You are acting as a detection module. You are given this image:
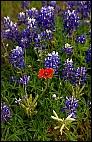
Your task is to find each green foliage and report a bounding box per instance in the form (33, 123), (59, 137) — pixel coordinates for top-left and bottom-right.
(1, 1), (91, 141)
(20, 94), (38, 117)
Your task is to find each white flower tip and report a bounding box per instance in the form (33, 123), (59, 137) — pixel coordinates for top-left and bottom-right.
(31, 7), (36, 11)
(52, 94), (56, 98)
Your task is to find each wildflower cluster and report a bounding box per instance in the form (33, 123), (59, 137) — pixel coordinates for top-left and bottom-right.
(77, 1), (91, 19)
(2, 5), (56, 52)
(62, 58), (87, 85)
(1, 1), (91, 141)
(63, 1), (91, 35)
(65, 1), (91, 19)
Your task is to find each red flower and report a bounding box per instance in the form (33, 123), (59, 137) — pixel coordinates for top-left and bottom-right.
(38, 68), (54, 79)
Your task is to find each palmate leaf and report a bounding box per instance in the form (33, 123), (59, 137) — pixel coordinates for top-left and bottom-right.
(20, 103), (27, 110)
(20, 94), (38, 117)
(51, 110), (76, 136)
(27, 94), (32, 106)
(72, 84), (85, 98)
(79, 84), (85, 94)
(32, 94), (38, 106)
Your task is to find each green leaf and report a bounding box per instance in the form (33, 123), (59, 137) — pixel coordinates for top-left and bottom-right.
(79, 85), (85, 94)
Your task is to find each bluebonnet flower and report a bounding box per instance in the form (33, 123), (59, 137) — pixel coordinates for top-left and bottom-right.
(21, 28), (30, 38)
(19, 35), (30, 49)
(26, 17), (37, 29)
(19, 75), (30, 85)
(41, 1), (48, 7)
(62, 96), (78, 118)
(33, 33), (42, 48)
(62, 43), (73, 55)
(62, 58), (75, 83)
(40, 29), (53, 40)
(54, 5), (61, 15)
(18, 12), (26, 23)
(75, 67), (87, 85)
(65, 1), (80, 11)
(1, 102), (11, 122)
(65, 1), (91, 19)
(44, 51), (60, 74)
(18, 8), (39, 25)
(2, 16), (19, 40)
(18, 8), (39, 26)
(77, 1), (91, 19)
(9, 46), (25, 69)
(3, 16), (11, 29)
(18, 8), (39, 28)
(26, 8), (39, 19)
(33, 29), (53, 49)
(2, 6), (55, 51)
(21, 1), (30, 9)
(49, 1), (56, 7)
(37, 6), (55, 31)
(76, 35), (86, 44)
(62, 59), (87, 85)
(63, 9), (80, 35)
(34, 33), (41, 43)
(17, 28), (31, 49)
(85, 47), (91, 63)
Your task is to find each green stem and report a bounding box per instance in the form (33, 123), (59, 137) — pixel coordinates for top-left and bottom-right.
(40, 79), (51, 98)
(25, 49), (26, 69)
(24, 85), (27, 96)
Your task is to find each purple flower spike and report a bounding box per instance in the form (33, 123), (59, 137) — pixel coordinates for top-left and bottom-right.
(75, 67), (87, 85)
(40, 29), (53, 40)
(63, 9), (80, 35)
(44, 51), (60, 74)
(41, 1), (48, 7)
(63, 96), (78, 118)
(37, 6), (55, 31)
(85, 47), (91, 63)
(18, 12), (26, 23)
(62, 58), (75, 83)
(9, 46), (25, 69)
(50, 1), (56, 7)
(76, 35), (86, 44)
(2, 16), (19, 41)
(19, 75), (30, 85)
(21, 1), (30, 9)
(1, 102), (12, 122)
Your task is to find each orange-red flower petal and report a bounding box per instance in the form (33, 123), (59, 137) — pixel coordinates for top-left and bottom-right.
(38, 68), (54, 79)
